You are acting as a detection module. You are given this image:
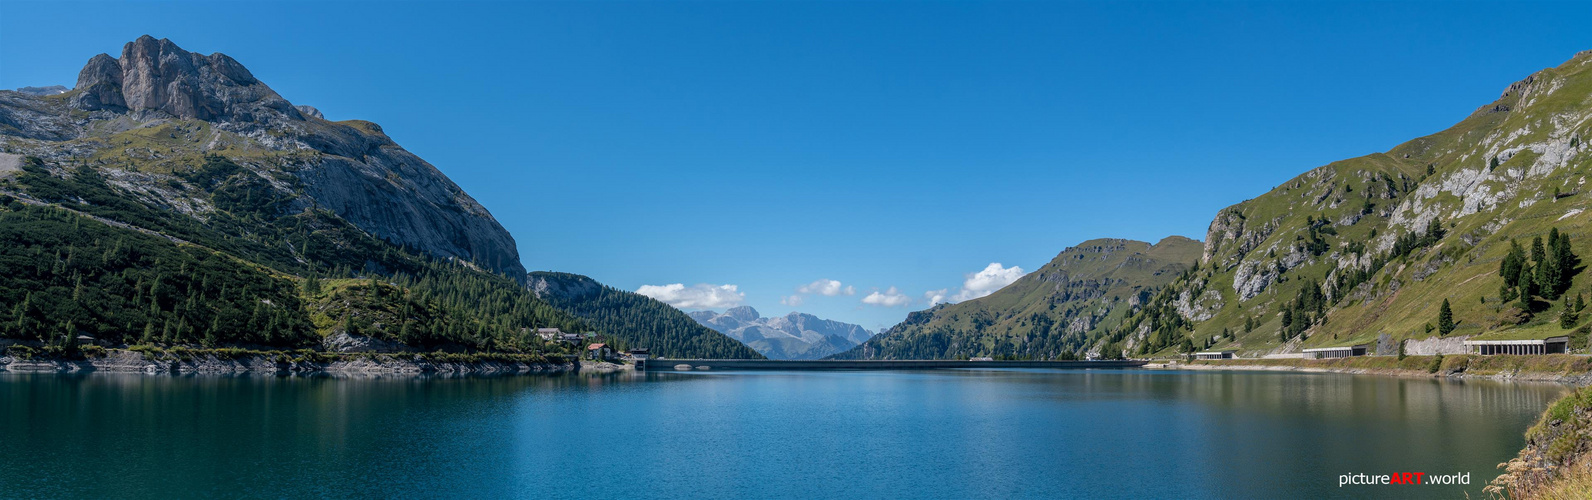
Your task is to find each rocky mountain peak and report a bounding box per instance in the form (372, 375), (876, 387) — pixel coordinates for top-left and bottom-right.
(724, 306), (761, 321)
(72, 35), (301, 122)
(689, 307), (873, 359)
(9, 36), (529, 280)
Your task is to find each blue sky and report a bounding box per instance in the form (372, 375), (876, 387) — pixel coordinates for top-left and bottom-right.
(3, 1), (1589, 331)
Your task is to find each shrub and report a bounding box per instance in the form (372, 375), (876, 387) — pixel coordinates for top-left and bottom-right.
(5, 345), (38, 360)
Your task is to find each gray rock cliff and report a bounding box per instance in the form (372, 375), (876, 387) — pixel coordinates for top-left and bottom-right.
(3, 36), (526, 278)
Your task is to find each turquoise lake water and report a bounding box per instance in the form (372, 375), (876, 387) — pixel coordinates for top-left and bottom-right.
(0, 369), (1568, 499)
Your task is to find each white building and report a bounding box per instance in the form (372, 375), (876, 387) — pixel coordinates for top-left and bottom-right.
(1464, 337), (1568, 355)
(1301, 344), (1369, 359)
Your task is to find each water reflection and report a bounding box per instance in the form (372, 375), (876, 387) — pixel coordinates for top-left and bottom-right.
(0, 369), (1568, 499)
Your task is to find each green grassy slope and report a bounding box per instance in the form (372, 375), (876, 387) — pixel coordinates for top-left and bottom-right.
(0, 131), (587, 355)
(842, 50), (1592, 360)
(831, 237), (1201, 359)
(1120, 50), (1592, 358)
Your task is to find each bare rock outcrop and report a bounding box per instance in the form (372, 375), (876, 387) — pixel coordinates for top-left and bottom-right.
(6, 36), (529, 279)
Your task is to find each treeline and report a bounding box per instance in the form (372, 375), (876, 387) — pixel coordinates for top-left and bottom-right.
(304, 278), (580, 353)
(3, 155), (588, 354)
(528, 272), (764, 359)
(0, 203), (316, 348)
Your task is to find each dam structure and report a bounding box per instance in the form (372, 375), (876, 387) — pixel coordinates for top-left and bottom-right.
(636, 359), (1148, 371)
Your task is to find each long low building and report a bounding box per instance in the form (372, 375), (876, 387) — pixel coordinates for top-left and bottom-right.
(1464, 336), (1568, 355)
(1301, 344), (1369, 359)
(1193, 350), (1236, 360)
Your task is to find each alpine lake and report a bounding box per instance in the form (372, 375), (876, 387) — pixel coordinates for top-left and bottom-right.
(0, 368), (1566, 499)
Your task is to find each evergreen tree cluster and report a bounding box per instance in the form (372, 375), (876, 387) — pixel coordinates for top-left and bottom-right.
(0, 204), (315, 347)
(0, 155), (609, 356)
(1279, 279), (1328, 341)
(1499, 228), (1581, 313)
(525, 273), (764, 359)
(305, 277), (581, 353)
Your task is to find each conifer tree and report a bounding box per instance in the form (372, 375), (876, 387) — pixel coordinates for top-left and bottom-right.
(1533, 235), (1547, 266)
(1438, 299), (1455, 335)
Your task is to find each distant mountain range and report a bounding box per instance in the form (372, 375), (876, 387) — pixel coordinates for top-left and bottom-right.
(688, 307), (873, 359)
(529, 272), (764, 359)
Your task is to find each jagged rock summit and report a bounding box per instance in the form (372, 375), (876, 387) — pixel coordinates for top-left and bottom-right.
(72, 35), (303, 123)
(1, 36), (526, 279)
(689, 307), (875, 360)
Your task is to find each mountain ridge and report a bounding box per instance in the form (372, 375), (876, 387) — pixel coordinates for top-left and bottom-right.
(2, 35), (526, 279)
(832, 236), (1201, 359)
(844, 49), (1592, 360)
(0, 37), (746, 361)
(688, 306), (873, 360)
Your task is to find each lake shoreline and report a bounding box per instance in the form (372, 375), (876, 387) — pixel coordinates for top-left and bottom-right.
(0, 348), (579, 376)
(1149, 355), (1592, 385)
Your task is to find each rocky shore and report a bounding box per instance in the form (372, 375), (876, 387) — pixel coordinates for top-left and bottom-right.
(1487, 386), (1592, 499)
(0, 349), (578, 376)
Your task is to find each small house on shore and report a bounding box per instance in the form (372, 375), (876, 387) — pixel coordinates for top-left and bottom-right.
(587, 343), (613, 361)
(1301, 344), (1369, 359)
(1464, 336), (1569, 355)
(1193, 350), (1236, 360)
(535, 328), (564, 342)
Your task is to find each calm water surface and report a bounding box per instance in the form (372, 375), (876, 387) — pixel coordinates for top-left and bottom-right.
(0, 369), (1568, 499)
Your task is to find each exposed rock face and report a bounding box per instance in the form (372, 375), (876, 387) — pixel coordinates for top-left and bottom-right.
(322, 332), (415, 353)
(1403, 335), (1471, 356)
(71, 54), (126, 111)
(295, 105), (324, 120)
(4, 36), (527, 278)
(529, 272), (602, 301)
(76, 35), (300, 122)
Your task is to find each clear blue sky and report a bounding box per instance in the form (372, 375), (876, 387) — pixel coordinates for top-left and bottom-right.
(3, 1), (1588, 331)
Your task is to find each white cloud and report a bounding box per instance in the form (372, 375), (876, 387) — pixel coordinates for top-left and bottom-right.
(861, 287), (912, 307)
(635, 283), (745, 309)
(924, 288), (950, 306)
(797, 279), (855, 296)
(953, 263), (1025, 301)
(781, 294), (804, 307)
